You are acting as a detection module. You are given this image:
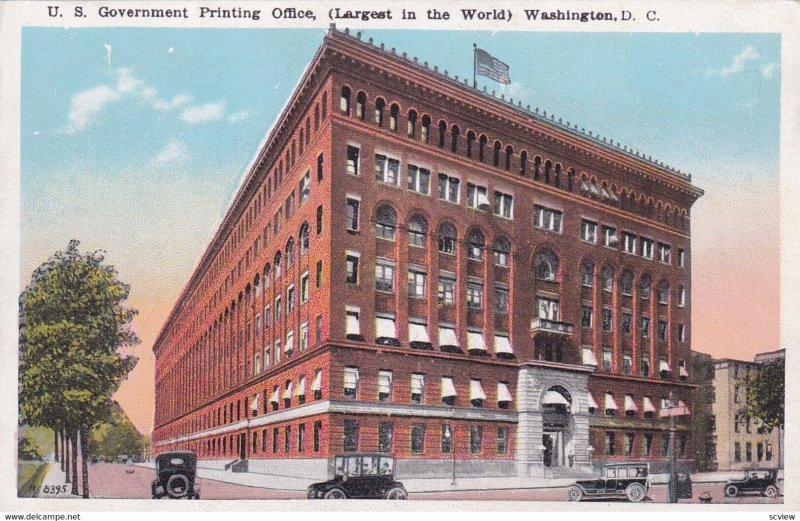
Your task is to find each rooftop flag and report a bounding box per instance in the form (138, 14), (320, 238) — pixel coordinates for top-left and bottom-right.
(474, 46), (510, 85)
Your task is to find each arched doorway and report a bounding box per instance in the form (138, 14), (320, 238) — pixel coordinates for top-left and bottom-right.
(541, 385), (572, 468)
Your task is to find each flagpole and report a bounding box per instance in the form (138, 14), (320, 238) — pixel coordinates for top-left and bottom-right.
(473, 43), (477, 89)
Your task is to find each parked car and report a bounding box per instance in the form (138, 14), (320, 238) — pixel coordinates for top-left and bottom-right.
(152, 451), (200, 499)
(724, 470), (779, 498)
(307, 453), (407, 499)
(567, 463), (650, 502)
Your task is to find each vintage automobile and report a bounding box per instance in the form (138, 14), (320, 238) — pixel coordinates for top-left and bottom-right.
(307, 452), (407, 499)
(152, 451), (200, 499)
(723, 469), (779, 498)
(567, 463), (650, 502)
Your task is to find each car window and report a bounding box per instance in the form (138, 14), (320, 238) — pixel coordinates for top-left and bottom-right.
(346, 456), (360, 477)
(607, 468), (617, 478)
(362, 456), (378, 475)
(170, 458), (185, 466)
(335, 456), (346, 477)
(379, 457), (394, 475)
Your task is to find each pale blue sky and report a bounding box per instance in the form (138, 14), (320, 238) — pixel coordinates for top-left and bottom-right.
(19, 28), (781, 432)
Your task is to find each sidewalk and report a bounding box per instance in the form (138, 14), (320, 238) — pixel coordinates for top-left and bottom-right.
(39, 463), (80, 499)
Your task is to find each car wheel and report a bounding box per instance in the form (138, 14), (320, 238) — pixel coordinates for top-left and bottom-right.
(307, 487), (317, 499)
(567, 485), (584, 502)
(385, 487), (407, 500)
(166, 474), (190, 499)
(625, 483), (646, 503)
(764, 485), (778, 498)
(324, 488), (347, 499)
(724, 485), (738, 498)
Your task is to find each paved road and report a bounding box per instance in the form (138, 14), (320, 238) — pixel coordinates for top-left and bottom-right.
(59, 463), (784, 504)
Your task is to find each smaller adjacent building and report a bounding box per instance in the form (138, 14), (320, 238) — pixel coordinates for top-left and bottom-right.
(691, 349), (783, 471)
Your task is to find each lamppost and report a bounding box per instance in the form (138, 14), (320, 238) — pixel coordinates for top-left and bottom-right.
(445, 424), (456, 486)
(667, 392), (677, 504)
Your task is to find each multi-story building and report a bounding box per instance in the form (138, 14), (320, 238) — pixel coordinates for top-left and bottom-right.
(691, 349), (784, 471)
(152, 27), (704, 479)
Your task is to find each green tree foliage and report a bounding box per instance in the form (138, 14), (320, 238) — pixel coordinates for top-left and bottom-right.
(741, 358), (785, 431)
(19, 240), (139, 495)
(18, 434), (44, 461)
(89, 403), (145, 461)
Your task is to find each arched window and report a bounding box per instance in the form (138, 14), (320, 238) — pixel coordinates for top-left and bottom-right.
(567, 168), (575, 191)
(466, 131), (476, 158)
(305, 118), (311, 144)
(285, 237), (295, 267)
(658, 280), (670, 304)
(314, 104), (320, 130)
(479, 135), (488, 162)
(581, 261), (594, 287)
(421, 115), (431, 143)
(274, 252), (282, 279)
(602, 265), (614, 292)
(407, 110), (417, 137)
(339, 86), (351, 114)
(621, 269), (633, 295)
(520, 151), (528, 176)
(544, 160), (552, 184)
(505, 145), (513, 171)
(356, 91), (367, 120)
(493, 237), (511, 267)
(451, 125), (460, 153)
(263, 264), (271, 289)
(438, 120), (447, 148)
(467, 229), (485, 261)
(438, 222), (457, 254)
(299, 129), (304, 154)
(493, 141), (502, 167)
(389, 103), (399, 131)
(375, 204), (397, 240)
(299, 222), (310, 255)
(408, 214), (428, 248)
(534, 156), (542, 180)
(374, 98), (385, 126)
(321, 92), (327, 120)
(535, 249), (560, 282)
(640, 275), (652, 300)
(554, 164), (562, 188)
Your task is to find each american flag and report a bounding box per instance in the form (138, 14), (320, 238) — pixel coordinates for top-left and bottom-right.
(475, 48), (510, 84)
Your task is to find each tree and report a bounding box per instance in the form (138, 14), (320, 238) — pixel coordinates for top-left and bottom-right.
(18, 435), (44, 461)
(741, 358), (785, 430)
(19, 240), (139, 497)
(88, 402), (146, 461)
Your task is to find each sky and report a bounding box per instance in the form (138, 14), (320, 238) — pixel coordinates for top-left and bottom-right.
(19, 28), (781, 434)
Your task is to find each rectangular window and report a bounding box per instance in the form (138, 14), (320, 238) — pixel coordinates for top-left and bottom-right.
(605, 432), (615, 456)
(623, 232), (637, 254)
(411, 373), (424, 404)
(678, 323), (686, 342)
(581, 219), (597, 243)
(537, 297), (559, 321)
(316, 261), (323, 289)
(622, 312), (632, 334)
(467, 280), (484, 309)
(581, 305), (593, 328)
(272, 427), (279, 453)
(274, 295), (282, 321)
(603, 225), (619, 248)
(316, 205), (323, 235)
(640, 316), (650, 338)
(299, 172), (311, 203)
(315, 315), (323, 346)
(343, 419), (359, 452)
(678, 286), (686, 307)
(746, 442), (752, 462)
(345, 252), (360, 284)
(300, 271), (309, 303)
(285, 426), (291, 453)
(316, 153), (324, 181)
(375, 154), (401, 185)
(734, 441), (741, 462)
(495, 286), (509, 314)
(407, 164), (431, 195)
(602, 308), (613, 332)
(377, 370), (393, 402)
(497, 427), (509, 455)
(641, 238), (654, 259)
(299, 321), (309, 351)
(641, 358), (650, 377)
(623, 355), (632, 375)
(286, 285), (295, 314)
(346, 145), (360, 175)
(273, 209), (282, 235)
(313, 420), (322, 452)
(658, 243), (672, 264)
(411, 425), (426, 454)
(658, 319), (668, 341)
(378, 422), (393, 452)
(603, 350), (612, 372)
(441, 425), (453, 454)
(285, 192), (295, 220)
(408, 268), (427, 299)
(438, 274), (456, 305)
(470, 425), (483, 454)
(467, 183), (489, 210)
(534, 205), (563, 233)
(494, 191), (514, 219)
(437, 174), (460, 203)
(345, 197), (360, 231)
(678, 249), (686, 268)
(375, 259), (396, 292)
(642, 434), (653, 456)
(624, 433), (634, 456)
(298, 423), (305, 453)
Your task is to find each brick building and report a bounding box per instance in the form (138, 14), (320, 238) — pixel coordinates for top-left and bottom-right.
(152, 27), (704, 480)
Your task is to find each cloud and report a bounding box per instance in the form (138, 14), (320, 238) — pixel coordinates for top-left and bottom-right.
(153, 94), (191, 111)
(180, 102), (225, 124)
(761, 62), (779, 78)
(720, 45), (760, 77)
(115, 67), (143, 93)
(63, 84), (120, 133)
(227, 109), (250, 123)
(153, 139), (188, 165)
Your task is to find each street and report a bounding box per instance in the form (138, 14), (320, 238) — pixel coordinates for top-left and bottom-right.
(42, 463), (783, 504)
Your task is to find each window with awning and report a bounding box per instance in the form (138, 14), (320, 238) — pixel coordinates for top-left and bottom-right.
(605, 393), (618, 412)
(497, 382), (513, 406)
(587, 393), (599, 411)
(312, 369), (322, 399)
(294, 376), (306, 398)
(679, 365), (689, 378)
(582, 347), (598, 366)
(494, 335), (513, 356)
(624, 395), (638, 414)
(409, 321), (430, 343)
(643, 396), (656, 415)
(375, 315), (397, 339)
(467, 331), (487, 352)
(270, 387), (280, 406)
(542, 390), (570, 406)
(438, 326), (459, 347)
(284, 330), (295, 354)
(659, 359), (670, 372)
(441, 377), (457, 399)
(283, 381), (293, 400)
(470, 379), (487, 404)
(251, 393), (260, 413)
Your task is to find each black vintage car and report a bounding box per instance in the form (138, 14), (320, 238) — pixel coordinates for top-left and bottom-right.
(152, 451), (200, 499)
(567, 463), (650, 502)
(724, 470), (779, 498)
(307, 453), (407, 499)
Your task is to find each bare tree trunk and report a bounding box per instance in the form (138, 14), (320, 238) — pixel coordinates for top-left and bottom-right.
(64, 430), (71, 483)
(70, 430), (79, 496)
(80, 426), (90, 499)
(53, 429), (59, 463)
(59, 430), (65, 472)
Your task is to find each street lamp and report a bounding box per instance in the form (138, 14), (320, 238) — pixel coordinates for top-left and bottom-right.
(444, 424), (456, 486)
(667, 392), (677, 504)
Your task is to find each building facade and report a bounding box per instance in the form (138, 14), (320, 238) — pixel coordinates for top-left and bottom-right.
(152, 27), (703, 480)
(691, 349), (784, 471)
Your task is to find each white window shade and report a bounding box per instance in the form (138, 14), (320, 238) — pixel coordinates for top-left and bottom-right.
(441, 377), (457, 398)
(587, 393), (599, 409)
(476, 190), (491, 210)
(660, 359), (670, 372)
(470, 380), (487, 401)
(376, 316), (397, 338)
(346, 310), (360, 335)
(409, 322), (430, 342)
(251, 393), (260, 412)
(378, 371), (393, 394)
(494, 335), (513, 355)
(312, 371), (322, 391)
(411, 374), (424, 394)
(679, 366), (689, 378)
(643, 397), (656, 413)
(497, 382), (513, 403)
(284, 331), (295, 353)
(294, 376), (306, 397)
(438, 327), (459, 347)
(343, 368), (358, 390)
(582, 348), (598, 366)
(283, 382), (293, 399)
(624, 395), (638, 412)
(605, 393), (618, 410)
(678, 400), (691, 415)
(269, 388), (280, 404)
(542, 390), (570, 406)
(467, 331), (487, 351)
